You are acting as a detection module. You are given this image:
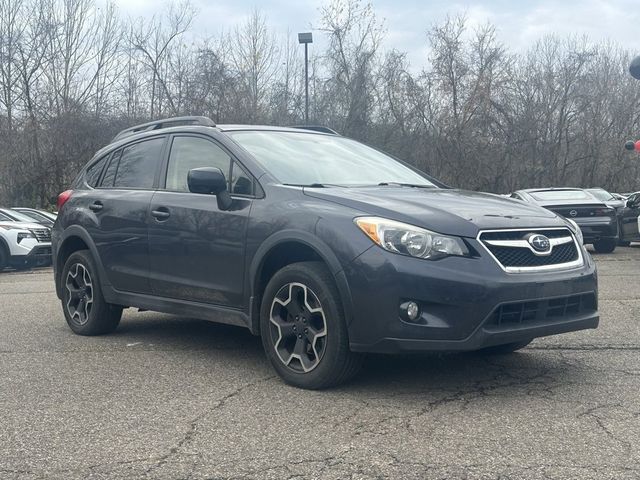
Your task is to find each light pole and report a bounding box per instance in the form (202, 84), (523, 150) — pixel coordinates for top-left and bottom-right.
(298, 32), (313, 123)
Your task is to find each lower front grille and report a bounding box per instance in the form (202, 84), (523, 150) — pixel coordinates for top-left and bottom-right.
(487, 293), (597, 328)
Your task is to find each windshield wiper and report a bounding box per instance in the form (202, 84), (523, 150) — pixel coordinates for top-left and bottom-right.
(282, 183), (349, 188)
(283, 183), (327, 188)
(377, 182), (435, 189)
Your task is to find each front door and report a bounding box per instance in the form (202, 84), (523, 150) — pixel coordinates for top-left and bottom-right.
(147, 135), (253, 308)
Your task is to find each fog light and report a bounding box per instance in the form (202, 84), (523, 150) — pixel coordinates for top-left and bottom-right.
(400, 301), (421, 322)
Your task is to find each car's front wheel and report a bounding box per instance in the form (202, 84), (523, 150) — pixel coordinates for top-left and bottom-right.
(260, 262), (364, 389)
(61, 250), (122, 335)
(593, 239), (616, 253)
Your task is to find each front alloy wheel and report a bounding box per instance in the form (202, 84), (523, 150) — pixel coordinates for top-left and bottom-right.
(260, 262), (364, 389)
(65, 263), (94, 326)
(269, 282), (328, 373)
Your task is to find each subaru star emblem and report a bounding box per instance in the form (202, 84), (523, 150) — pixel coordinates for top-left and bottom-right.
(528, 234), (551, 252)
(569, 210), (578, 217)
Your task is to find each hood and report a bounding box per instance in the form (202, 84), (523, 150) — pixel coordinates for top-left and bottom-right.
(304, 186), (563, 237)
(0, 221), (47, 230)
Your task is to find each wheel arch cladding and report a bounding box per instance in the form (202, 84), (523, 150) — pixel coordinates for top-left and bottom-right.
(249, 231), (355, 336)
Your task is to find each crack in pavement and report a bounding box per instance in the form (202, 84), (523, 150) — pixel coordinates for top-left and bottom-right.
(143, 374), (276, 478)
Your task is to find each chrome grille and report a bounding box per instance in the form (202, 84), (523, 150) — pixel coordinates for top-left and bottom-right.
(30, 228), (51, 243)
(478, 228), (583, 273)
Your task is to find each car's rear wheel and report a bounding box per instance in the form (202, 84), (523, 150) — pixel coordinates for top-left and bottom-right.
(593, 238), (616, 253)
(61, 250), (122, 335)
(260, 262), (364, 389)
(478, 339), (533, 355)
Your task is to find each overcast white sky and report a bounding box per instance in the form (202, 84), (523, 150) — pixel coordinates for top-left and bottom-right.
(109, 0), (640, 69)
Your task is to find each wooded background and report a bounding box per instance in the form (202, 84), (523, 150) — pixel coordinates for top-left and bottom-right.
(1, 0), (640, 208)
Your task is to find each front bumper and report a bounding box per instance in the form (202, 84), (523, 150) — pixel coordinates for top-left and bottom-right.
(10, 244), (53, 268)
(344, 242), (598, 354)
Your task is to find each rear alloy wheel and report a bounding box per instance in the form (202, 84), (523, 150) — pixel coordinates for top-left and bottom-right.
(61, 250), (122, 335)
(65, 263), (94, 326)
(260, 262), (364, 389)
(593, 238), (616, 253)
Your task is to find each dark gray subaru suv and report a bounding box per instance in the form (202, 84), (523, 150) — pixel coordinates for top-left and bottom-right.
(52, 116), (598, 389)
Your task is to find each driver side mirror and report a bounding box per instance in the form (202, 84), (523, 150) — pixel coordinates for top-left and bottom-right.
(187, 167), (232, 210)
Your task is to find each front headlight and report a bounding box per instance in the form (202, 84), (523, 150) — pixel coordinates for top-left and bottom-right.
(17, 231), (35, 243)
(566, 218), (584, 244)
(355, 216), (469, 260)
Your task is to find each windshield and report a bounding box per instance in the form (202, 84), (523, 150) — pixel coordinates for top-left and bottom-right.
(530, 190), (594, 201)
(587, 189), (614, 201)
(228, 131), (435, 187)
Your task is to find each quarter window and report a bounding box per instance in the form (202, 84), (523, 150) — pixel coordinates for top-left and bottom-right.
(166, 136), (232, 192)
(85, 155), (109, 187)
(100, 151), (120, 187)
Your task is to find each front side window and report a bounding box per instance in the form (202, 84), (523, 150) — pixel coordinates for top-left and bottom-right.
(165, 136), (232, 192)
(228, 131), (435, 187)
(113, 137), (165, 189)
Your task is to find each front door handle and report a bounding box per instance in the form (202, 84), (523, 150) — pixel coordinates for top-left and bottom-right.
(89, 201), (103, 212)
(151, 208), (170, 220)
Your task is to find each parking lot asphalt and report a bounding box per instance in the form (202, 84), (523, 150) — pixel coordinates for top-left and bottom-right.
(1, 247), (639, 480)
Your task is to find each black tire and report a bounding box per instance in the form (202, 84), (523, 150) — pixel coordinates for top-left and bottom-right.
(478, 339), (533, 355)
(0, 244), (7, 271)
(593, 238), (616, 253)
(619, 239), (631, 247)
(61, 250), (122, 335)
(260, 261), (364, 389)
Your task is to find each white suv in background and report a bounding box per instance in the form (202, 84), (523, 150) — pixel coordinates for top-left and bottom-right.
(0, 211), (52, 270)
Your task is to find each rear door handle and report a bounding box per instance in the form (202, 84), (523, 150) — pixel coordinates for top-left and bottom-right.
(89, 201), (103, 212)
(151, 208), (170, 220)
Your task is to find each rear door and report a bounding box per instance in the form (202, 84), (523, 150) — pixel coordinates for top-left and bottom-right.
(147, 134), (254, 308)
(89, 135), (167, 293)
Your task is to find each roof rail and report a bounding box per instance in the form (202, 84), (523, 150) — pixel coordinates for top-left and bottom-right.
(113, 116), (216, 142)
(289, 125), (339, 135)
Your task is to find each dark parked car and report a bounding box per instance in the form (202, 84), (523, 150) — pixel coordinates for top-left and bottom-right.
(619, 191), (640, 246)
(511, 188), (618, 253)
(52, 117), (599, 389)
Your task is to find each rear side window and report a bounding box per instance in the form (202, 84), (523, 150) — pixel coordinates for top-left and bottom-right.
(165, 136), (232, 192)
(113, 137), (165, 189)
(85, 155), (109, 187)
